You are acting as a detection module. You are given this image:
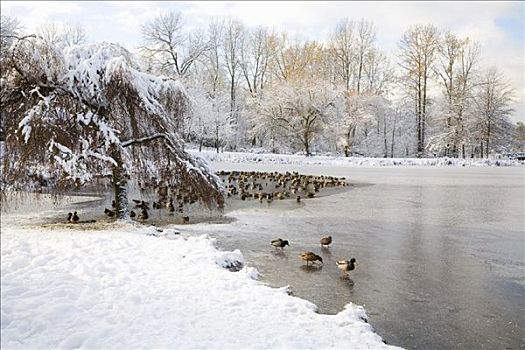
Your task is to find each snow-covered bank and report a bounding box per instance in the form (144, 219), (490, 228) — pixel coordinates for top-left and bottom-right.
(189, 149), (524, 167)
(1, 224), (400, 350)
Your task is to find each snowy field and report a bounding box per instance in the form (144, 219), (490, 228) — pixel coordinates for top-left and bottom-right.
(189, 149), (524, 167)
(1, 222), (400, 350)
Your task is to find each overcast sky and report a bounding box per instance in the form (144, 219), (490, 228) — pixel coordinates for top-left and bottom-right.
(2, 1), (524, 122)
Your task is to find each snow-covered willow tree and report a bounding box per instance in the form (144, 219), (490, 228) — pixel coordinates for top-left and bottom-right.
(0, 37), (224, 218)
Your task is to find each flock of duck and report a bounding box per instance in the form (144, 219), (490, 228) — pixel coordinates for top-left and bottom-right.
(271, 236), (357, 278)
(217, 170), (348, 202)
(66, 169), (356, 276)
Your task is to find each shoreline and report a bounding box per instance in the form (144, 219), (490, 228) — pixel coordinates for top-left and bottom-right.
(189, 149), (525, 167)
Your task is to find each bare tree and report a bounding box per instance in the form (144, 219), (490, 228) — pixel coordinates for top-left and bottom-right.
(140, 11), (209, 78)
(37, 22), (62, 45)
(363, 47), (394, 95)
(430, 32), (479, 157)
(399, 24), (440, 157)
(62, 23), (88, 47)
(355, 19), (375, 94)
(329, 19), (356, 92)
(240, 26), (275, 95)
(222, 18), (244, 128)
(1, 15), (22, 53)
(472, 68), (514, 157)
(329, 19), (376, 94)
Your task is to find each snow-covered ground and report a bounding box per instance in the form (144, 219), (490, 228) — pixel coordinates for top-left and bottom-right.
(1, 222), (400, 350)
(189, 149), (524, 167)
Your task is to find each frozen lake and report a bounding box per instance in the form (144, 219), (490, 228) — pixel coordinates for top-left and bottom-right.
(192, 163), (525, 350)
(2, 164), (523, 349)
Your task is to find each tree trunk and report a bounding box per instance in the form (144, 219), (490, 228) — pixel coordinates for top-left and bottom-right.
(215, 125), (220, 154)
(383, 117), (388, 157)
(110, 145), (129, 219)
(480, 141), (484, 158)
(486, 120), (491, 158)
(304, 131), (311, 156)
(416, 88), (422, 158)
(391, 116), (396, 158)
(421, 73), (428, 157)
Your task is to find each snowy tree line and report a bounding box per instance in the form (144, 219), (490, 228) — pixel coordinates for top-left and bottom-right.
(1, 14), (523, 159)
(134, 13), (521, 158)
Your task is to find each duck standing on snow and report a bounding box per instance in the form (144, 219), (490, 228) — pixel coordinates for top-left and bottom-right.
(299, 252), (323, 265)
(320, 236), (332, 247)
(271, 238), (289, 250)
(67, 212), (73, 223)
(336, 258), (357, 277)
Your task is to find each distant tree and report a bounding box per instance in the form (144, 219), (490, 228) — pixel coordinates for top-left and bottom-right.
(35, 22), (88, 48)
(329, 19), (356, 92)
(429, 32), (479, 158)
(0, 37), (224, 217)
(329, 19), (377, 94)
(186, 86), (233, 153)
(255, 81), (341, 156)
(239, 26), (275, 95)
(471, 68), (515, 157)
(0, 15), (22, 55)
(354, 19), (376, 94)
(222, 18), (244, 126)
(516, 122), (525, 152)
(339, 93), (369, 156)
(272, 35), (324, 84)
(36, 22), (62, 45)
(399, 24), (440, 157)
(62, 23), (88, 47)
(140, 11), (209, 78)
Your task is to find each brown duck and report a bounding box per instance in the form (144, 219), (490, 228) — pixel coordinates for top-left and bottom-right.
(299, 252), (323, 265)
(320, 236), (332, 247)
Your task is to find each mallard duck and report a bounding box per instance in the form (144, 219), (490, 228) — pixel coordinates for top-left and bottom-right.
(104, 208), (115, 217)
(271, 238), (289, 249)
(336, 258), (357, 276)
(300, 252), (323, 265)
(67, 212), (73, 222)
(71, 211), (80, 223)
(130, 210), (136, 218)
(320, 236), (332, 247)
